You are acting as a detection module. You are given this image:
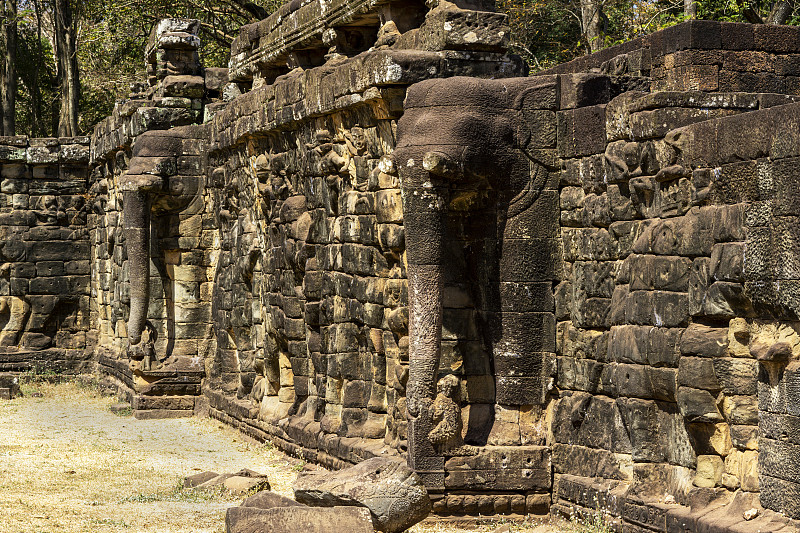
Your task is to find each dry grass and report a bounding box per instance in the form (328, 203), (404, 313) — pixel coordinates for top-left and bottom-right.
(0, 379), (588, 533)
(0, 380), (302, 533)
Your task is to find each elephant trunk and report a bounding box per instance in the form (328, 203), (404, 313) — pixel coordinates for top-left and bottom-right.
(123, 189), (151, 346)
(397, 158), (449, 475)
(399, 160), (449, 415)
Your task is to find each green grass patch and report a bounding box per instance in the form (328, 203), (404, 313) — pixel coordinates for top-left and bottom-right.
(108, 405), (133, 417)
(120, 478), (239, 504)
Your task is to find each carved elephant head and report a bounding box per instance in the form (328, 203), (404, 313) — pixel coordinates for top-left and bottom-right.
(121, 126), (206, 363)
(392, 76), (561, 475)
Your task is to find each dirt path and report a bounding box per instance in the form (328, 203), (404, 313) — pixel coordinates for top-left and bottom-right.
(0, 380), (570, 533)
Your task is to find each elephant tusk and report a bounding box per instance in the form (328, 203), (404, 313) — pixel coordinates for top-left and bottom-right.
(422, 151), (462, 179)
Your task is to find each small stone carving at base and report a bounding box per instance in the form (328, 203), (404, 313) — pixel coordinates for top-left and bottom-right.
(429, 374), (475, 456)
(128, 322), (158, 372)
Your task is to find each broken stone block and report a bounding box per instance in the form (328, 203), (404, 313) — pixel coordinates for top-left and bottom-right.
(183, 470), (219, 488)
(0, 373), (21, 399)
(223, 475), (271, 495)
(161, 75), (205, 98)
(293, 457), (430, 533)
(241, 491), (306, 509)
(193, 469), (270, 495)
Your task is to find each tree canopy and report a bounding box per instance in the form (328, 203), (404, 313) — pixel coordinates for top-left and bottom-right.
(1, 0), (798, 136)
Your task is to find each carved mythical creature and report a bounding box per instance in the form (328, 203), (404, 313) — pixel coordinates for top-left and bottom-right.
(34, 195), (66, 226)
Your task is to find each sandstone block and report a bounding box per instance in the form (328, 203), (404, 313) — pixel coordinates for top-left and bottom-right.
(677, 387), (723, 423)
(162, 75), (205, 98)
(445, 445), (550, 491)
(695, 455), (724, 487)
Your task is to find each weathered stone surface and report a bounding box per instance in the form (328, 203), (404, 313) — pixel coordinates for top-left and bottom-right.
(0, 373), (21, 399)
(444, 446), (551, 491)
(677, 387), (723, 423)
(183, 471), (218, 488)
(294, 458), (430, 532)
(225, 505), (373, 533)
(194, 469), (271, 494)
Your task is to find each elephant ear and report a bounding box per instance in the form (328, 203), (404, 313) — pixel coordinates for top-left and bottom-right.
(511, 98), (532, 151)
(512, 84), (561, 170)
(512, 84), (554, 151)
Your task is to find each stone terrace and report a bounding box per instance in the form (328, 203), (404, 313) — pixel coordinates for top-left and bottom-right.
(1, 5), (800, 532)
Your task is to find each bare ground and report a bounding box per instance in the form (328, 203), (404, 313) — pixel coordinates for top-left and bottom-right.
(0, 380), (579, 533)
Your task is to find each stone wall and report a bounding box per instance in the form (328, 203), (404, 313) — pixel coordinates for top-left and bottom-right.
(666, 104), (800, 521)
(539, 21), (800, 531)
(6, 5), (800, 530)
(88, 19), (221, 416)
(0, 136), (91, 374)
(201, 0), (544, 515)
(193, 12), (800, 524)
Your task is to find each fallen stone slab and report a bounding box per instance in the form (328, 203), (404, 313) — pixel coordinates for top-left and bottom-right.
(184, 470), (219, 488)
(221, 475), (270, 494)
(293, 457), (431, 533)
(241, 490), (306, 509)
(225, 505), (374, 533)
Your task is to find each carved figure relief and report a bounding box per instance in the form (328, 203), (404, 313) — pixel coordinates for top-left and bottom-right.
(428, 374), (473, 456)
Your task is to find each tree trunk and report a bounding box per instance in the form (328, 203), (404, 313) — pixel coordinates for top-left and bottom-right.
(744, 7), (765, 24)
(29, 0), (43, 136)
(767, 0), (793, 24)
(1, 0), (16, 135)
(0, 59), (4, 137)
(54, 0), (79, 136)
(580, 0), (604, 53)
(684, 0), (697, 18)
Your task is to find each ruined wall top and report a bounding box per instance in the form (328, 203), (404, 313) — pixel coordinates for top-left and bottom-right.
(145, 18), (201, 64)
(543, 20), (800, 76)
(0, 136), (90, 166)
(228, 0), (509, 84)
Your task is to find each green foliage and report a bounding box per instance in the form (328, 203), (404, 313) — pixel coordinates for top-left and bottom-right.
(13, 4), (57, 136)
(4, 0), (281, 136)
(6, 0), (800, 135)
(18, 367), (64, 396)
(496, 0), (800, 72)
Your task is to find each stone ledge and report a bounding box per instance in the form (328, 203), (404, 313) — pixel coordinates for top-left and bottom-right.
(212, 48), (524, 153)
(205, 386), (399, 467)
